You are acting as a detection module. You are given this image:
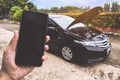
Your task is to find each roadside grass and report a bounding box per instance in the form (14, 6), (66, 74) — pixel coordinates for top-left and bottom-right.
(0, 19), (17, 24)
(0, 19), (10, 23)
(114, 33), (120, 37)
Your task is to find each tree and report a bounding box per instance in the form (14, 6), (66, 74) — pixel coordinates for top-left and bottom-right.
(9, 6), (23, 20)
(0, 0), (13, 14)
(27, 2), (37, 11)
(59, 6), (89, 13)
(92, 15), (116, 27)
(39, 8), (50, 13)
(0, 0), (28, 14)
(10, 6), (22, 14)
(111, 1), (120, 12)
(11, 0), (29, 8)
(104, 3), (110, 12)
(24, 5), (29, 10)
(59, 6), (79, 13)
(0, 0), (37, 19)
(12, 8), (23, 21)
(51, 7), (59, 13)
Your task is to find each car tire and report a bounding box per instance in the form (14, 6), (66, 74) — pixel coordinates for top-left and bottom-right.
(61, 46), (75, 62)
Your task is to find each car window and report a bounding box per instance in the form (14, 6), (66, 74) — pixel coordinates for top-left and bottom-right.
(68, 23), (87, 30)
(50, 16), (74, 29)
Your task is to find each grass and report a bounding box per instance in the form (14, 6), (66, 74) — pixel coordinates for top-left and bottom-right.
(114, 33), (120, 36)
(0, 19), (10, 23)
(0, 19), (17, 24)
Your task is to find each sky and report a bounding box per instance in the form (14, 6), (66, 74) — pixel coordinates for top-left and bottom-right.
(29, 0), (120, 9)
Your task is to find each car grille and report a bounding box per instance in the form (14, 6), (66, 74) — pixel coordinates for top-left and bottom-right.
(87, 50), (107, 59)
(92, 34), (111, 48)
(94, 38), (110, 48)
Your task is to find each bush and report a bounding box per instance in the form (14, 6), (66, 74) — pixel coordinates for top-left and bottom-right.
(62, 13), (80, 19)
(92, 12), (120, 27)
(12, 9), (23, 21)
(92, 14), (116, 26)
(63, 12), (120, 27)
(10, 6), (22, 14)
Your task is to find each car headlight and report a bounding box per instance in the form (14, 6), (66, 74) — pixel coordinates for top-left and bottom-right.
(74, 40), (96, 47)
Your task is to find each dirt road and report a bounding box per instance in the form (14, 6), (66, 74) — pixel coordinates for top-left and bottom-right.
(0, 23), (120, 80)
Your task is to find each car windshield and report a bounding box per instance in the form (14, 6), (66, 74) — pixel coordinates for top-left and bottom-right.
(68, 23), (87, 30)
(49, 15), (75, 29)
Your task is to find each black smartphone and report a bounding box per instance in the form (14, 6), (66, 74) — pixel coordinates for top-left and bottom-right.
(15, 10), (48, 66)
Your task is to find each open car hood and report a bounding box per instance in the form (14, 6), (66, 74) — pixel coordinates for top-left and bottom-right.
(69, 27), (102, 40)
(67, 7), (103, 29)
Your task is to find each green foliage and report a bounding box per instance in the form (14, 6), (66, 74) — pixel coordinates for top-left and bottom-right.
(27, 2), (37, 11)
(39, 8), (51, 13)
(51, 7), (59, 13)
(111, 2), (120, 12)
(12, 9), (23, 21)
(10, 6), (22, 14)
(10, 6), (22, 21)
(103, 1), (120, 12)
(11, 0), (28, 7)
(59, 6), (79, 13)
(0, 0), (37, 20)
(92, 15), (114, 26)
(91, 13), (120, 27)
(104, 3), (110, 12)
(24, 5), (29, 10)
(0, 0), (13, 14)
(38, 6), (90, 13)
(59, 6), (90, 13)
(0, 0), (28, 14)
(8, 1), (37, 21)
(114, 33), (120, 36)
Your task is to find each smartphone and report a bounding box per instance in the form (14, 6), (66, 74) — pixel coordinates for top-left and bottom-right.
(15, 10), (48, 66)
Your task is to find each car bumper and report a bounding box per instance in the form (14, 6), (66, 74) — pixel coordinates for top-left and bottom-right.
(86, 46), (111, 63)
(72, 43), (111, 63)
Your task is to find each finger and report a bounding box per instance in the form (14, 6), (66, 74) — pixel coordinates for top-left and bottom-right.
(44, 45), (49, 51)
(45, 35), (50, 43)
(9, 31), (19, 50)
(42, 55), (48, 61)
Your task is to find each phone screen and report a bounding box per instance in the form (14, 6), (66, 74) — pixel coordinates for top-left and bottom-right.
(15, 11), (48, 66)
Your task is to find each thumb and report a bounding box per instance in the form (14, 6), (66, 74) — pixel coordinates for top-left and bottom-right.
(9, 31), (19, 51)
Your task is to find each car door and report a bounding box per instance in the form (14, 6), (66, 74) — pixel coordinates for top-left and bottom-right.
(47, 21), (62, 52)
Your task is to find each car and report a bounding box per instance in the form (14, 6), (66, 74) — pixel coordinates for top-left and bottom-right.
(47, 7), (111, 63)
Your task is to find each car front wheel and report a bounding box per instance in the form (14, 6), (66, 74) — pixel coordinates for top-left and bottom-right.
(61, 46), (74, 61)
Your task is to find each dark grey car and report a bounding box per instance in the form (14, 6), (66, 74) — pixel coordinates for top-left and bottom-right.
(47, 7), (111, 63)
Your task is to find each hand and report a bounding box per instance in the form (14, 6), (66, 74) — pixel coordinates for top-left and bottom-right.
(1, 31), (50, 80)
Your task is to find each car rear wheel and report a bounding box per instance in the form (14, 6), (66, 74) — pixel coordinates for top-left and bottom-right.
(61, 46), (74, 61)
